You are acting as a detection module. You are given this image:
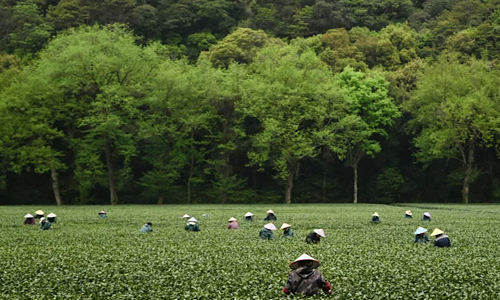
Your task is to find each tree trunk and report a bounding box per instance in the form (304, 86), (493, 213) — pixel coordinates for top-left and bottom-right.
(353, 163), (358, 204)
(50, 165), (62, 206)
(104, 137), (119, 205)
(285, 171), (293, 204)
(187, 151), (194, 205)
(462, 138), (476, 204)
(221, 191), (228, 204)
(158, 196), (164, 205)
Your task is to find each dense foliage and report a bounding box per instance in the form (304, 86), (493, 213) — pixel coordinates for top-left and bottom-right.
(2, 0), (500, 205)
(2, 204), (500, 298)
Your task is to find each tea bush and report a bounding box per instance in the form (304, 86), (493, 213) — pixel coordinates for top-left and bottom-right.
(1, 204), (500, 299)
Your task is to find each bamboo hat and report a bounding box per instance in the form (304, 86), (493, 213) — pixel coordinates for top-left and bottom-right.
(99, 211), (106, 214)
(35, 210), (44, 215)
(245, 212), (254, 217)
(24, 214), (33, 218)
(405, 210), (412, 215)
(314, 229), (326, 237)
(373, 212), (379, 217)
(188, 217), (198, 223)
(280, 223), (292, 230)
(431, 228), (445, 237)
(228, 217), (237, 222)
(266, 209), (275, 214)
(414, 226), (428, 235)
(424, 212), (431, 217)
(182, 214), (190, 218)
(289, 253), (320, 270)
(264, 223), (277, 231)
(47, 213), (56, 218)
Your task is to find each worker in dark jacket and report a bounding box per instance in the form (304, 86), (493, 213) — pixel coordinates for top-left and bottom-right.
(40, 218), (52, 230)
(264, 210), (277, 221)
(244, 212), (254, 221)
(282, 253), (333, 297)
(281, 223), (295, 238)
(422, 212), (431, 221)
(47, 213), (57, 224)
(260, 223), (277, 239)
(24, 214), (35, 225)
(185, 217), (201, 231)
(431, 228), (451, 247)
(140, 222), (153, 233)
(413, 226), (430, 243)
(305, 229), (325, 244)
(405, 210), (413, 218)
(371, 212), (381, 223)
(98, 211), (107, 219)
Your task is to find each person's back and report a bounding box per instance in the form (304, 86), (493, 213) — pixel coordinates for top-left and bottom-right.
(434, 234), (451, 247)
(414, 235), (429, 243)
(264, 214), (277, 221)
(185, 223), (201, 232)
(40, 218), (52, 230)
(305, 232), (320, 244)
(283, 228), (295, 238)
(244, 216), (254, 222)
(260, 228), (274, 239)
(228, 222), (239, 229)
(140, 223), (153, 233)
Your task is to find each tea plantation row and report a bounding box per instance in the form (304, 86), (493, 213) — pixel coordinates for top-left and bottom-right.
(1, 204), (499, 299)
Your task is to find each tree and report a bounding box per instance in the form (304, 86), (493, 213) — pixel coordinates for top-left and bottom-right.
(405, 55), (500, 203)
(34, 24), (162, 204)
(333, 67), (401, 203)
(238, 45), (339, 204)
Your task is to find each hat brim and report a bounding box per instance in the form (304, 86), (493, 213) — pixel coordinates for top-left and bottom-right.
(290, 260), (320, 270)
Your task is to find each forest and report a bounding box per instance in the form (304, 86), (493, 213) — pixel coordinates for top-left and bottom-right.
(2, 0), (500, 205)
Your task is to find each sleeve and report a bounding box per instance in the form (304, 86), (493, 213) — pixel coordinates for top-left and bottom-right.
(320, 274), (333, 295)
(283, 274), (292, 295)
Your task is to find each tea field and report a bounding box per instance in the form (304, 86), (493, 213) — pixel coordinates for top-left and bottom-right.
(1, 204), (500, 299)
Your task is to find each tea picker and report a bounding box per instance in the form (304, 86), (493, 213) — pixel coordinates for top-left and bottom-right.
(244, 212), (254, 221)
(370, 212), (381, 223)
(185, 217), (201, 232)
(280, 223), (295, 238)
(227, 217), (239, 229)
(24, 214), (35, 225)
(431, 228), (450, 247)
(140, 222), (153, 233)
(259, 223), (277, 239)
(413, 226), (429, 243)
(40, 217), (52, 230)
(264, 209), (277, 221)
(305, 229), (325, 244)
(282, 253), (333, 297)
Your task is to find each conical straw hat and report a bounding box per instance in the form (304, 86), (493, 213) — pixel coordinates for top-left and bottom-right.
(314, 229), (326, 237)
(35, 210), (44, 215)
(405, 210), (412, 215)
(228, 217), (237, 222)
(423, 212), (431, 217)
(264, 223), (277, 231)
(280, 223), (291, 230)
(266, 209), (275, 214)
(430, 228), (444, 237)
(182, 214), (190, 218)
(289, 253), (320, 270)
(99, 211), (106, 214)
(24, 214), (33, 218)
(414, 226), (428, 235)
(245, 212), (253, 217)
(188, 217), (198, 223)
(47, 213), (56, 218)
(373, 212), (379, 217)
